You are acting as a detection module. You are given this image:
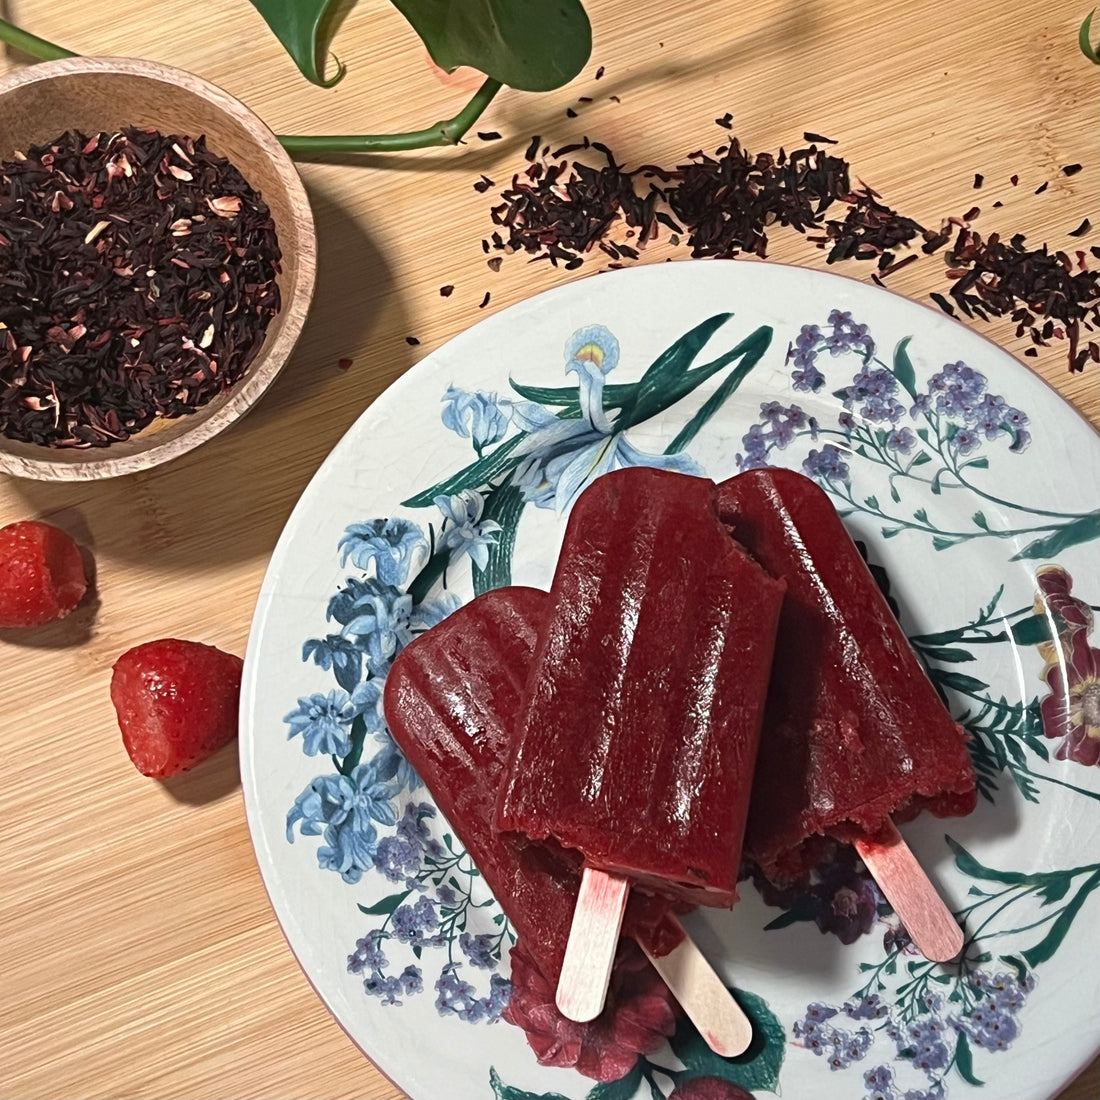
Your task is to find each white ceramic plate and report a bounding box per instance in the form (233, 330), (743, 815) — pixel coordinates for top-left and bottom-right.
(240, 261), (1100, 1100)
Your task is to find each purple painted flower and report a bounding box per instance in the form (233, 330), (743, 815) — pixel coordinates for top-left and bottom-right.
(803, 444), (851, 483)
(886, 427), (917, 454)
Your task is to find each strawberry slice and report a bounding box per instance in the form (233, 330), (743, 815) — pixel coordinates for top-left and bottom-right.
(111, 639), (243, 778)
(0, 520), (87, 628)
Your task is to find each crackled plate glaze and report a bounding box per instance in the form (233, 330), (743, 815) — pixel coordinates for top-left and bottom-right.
(240, 261), (1100, 1100)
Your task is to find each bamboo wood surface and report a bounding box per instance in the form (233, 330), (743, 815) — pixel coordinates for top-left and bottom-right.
(1, 2), (1097, 1098)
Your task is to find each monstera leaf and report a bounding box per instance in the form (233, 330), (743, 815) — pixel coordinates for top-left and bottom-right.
(249, 0), (592, 90)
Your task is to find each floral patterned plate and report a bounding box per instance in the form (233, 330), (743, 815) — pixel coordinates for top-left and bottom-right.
(240, 260), (1100, 1100)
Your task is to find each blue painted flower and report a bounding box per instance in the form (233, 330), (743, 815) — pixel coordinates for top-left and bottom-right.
(441, 385), (512, 450)
(339, 578), (414, 674)
(286, 761), (399, 883)
(301, 633), (364, 694)
(371, 727), (421, 793)
(434, 489), (502, 571)
(803, 444), (851, 483)
(338, 518), (427, 586)
(284, 690), (354, 757)
(510, 323), (701, 513)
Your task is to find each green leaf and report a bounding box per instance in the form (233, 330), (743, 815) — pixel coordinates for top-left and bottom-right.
(889, 482), (901, 503)
(864, 495), (880, 509)
(358, 889), (411, 916)
(1011, 512), (1100, 561)
(508, 379), (636, 409)
(920, 646), (976, 664)
(881, 527), (902, 538)
(762, 894), (819, 931)
(392, 0), (592, 92)
(1023, 869), (1100, 967)
(972, 511), (989, 530)
(402, 433), (527, 507)
(248, 1), (347, 86)
(586, 1061), (643, 1100)
(489, 1066), (572, 1100)
(669, 986), (786, 1093)
(1081, 9), (1100, 63)
(616, 313), (749, 430)
(892, 336), (918, 399)
(954, 1032), (985, 1086)
(932, 668), (989, 693)
(931, 535), (956, 550)
(913, 507), (929, 523)
(1000, 954), (1030, 982)
(664, 327), (773, 452)
(910, 450), (932, 466)
(962, 456), (989, 470)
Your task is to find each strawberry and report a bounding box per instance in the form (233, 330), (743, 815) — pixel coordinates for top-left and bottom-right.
(0, 519), (88, 628)
(110, 639), (244, 778)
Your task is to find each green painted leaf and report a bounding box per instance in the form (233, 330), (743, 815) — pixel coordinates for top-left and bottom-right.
(489, 1066), (572, 1100)
(932, 669), (989, 693)
(962, 456), (989, 470)
(358, 889), (410, 916)
(1023, 869), (1100, 967)
(913, 507), (929, 523)
(248, 0), (346, 86)
(954, 1033), (984, 1086)
(664, 328), (773, 453)
(392, 0), (591, 91)
(972, 511), (988, 529)
(864, 495), (880, 509)
(920, 646), (976, 663)
(586, 1061), (643, 1100)
(892, 336), (918, 399)
(618, 313), (736, 429)
(910, 450), (933, 466)
(669, 987), (786, 1093)
(881, 527), (902, 538)
(762, 894), (819, 931)
(890, 483), (901, 503)
(508, 380), (636, 409)
(1011, 512), (1100, 561)
(402, 433), (527, 507)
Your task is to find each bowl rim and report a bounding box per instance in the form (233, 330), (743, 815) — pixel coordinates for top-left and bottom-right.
(0, 55), (318, 482)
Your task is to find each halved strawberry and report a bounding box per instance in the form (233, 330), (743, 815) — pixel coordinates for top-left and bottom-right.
(0, 519), (88, 628)
(110, 639), (243, 778)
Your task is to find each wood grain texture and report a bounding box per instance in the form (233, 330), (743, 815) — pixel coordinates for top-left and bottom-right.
(1, 1), (1097, 1098)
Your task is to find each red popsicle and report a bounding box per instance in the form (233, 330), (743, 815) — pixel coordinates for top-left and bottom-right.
(384, 584), (753, 1054)
(717, 467), (977, 961)
(495, 467), (785, 1017)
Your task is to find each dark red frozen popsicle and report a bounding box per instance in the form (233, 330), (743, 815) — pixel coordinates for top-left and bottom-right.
(495, 467), (786, 911)
(384, 586), (674, 986)
(384, 584), (753, 1054)
(718, 467), (976, 961)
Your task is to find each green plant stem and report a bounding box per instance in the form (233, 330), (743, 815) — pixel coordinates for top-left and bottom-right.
(0, 17), (76, 59)
(276, 77), (503, 154)
(0, 16), (504, 157)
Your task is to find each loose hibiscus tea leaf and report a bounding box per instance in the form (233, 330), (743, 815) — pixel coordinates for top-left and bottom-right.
(0, 127), (281, 448)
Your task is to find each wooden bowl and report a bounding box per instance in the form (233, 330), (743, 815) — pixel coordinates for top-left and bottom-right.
(0, 56), (316, 480)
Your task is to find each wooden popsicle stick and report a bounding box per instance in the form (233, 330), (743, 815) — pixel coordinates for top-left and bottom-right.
(854, 819), (963, 964)
(641, 917), (753, 1057)
(555, 866), (630, 1022)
